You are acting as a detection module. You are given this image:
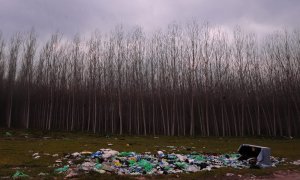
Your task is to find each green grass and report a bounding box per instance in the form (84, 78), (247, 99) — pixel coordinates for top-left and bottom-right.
(0, 128), (300, 179)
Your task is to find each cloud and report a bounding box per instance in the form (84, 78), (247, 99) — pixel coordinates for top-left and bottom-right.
(0, 0), (299, 39)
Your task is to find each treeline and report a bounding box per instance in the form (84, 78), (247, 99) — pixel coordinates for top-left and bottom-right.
(0, 23), (300, 136)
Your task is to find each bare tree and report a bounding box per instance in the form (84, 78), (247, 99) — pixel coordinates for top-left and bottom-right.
(6, 33), (22, 128)
(19, 30), (37, 128)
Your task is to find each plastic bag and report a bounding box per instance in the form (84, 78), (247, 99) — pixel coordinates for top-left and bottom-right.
(54, 165), (69, 173)
(12, 171), (29, 179)
(137, 159), (153, 172)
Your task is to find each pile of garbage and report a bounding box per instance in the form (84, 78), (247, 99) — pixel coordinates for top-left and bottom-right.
(52, 147), (283, 177)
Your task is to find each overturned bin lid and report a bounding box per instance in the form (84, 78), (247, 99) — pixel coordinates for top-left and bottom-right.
(238, 144), (271, 168)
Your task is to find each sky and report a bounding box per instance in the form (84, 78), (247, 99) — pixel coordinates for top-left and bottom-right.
(0, 0), (299, 39)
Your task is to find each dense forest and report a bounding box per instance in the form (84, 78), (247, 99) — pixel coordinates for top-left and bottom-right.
(0, 23), (299, 136)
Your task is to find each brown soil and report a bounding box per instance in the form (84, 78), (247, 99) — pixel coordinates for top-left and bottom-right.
(243, 170), (300, 180)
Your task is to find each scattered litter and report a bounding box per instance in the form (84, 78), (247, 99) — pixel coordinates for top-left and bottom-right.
(176, 154), (187, 162)
(5, 132), (12, 136)
(95, 169), (106, 174)
(226, 173), (234, 176)
(186, 165), (199, 172)
(55, 159), (63, 163)
(52, 154), (59, 157)
(137, 159), (153, 172)
(1, 176), (11, 179)
(81, 162), (95, 171)
(34, 156), (40, 159)
(292, 160), (300, 165)
(38, 172), (48, 176)
(91, 151), (102, 158)
(12, 171), (29, 179)
(48, 144), (283, 178)
(72, 152), (81, 157)
(101, 149), (119, 159)
(101, 162), (114, 172)
(32, 152), (40, 159)
(157, 151), (164, 158)
(95, 163), (102, 170)
(65, 169), (79, 178)
(108, 143), (113, 146)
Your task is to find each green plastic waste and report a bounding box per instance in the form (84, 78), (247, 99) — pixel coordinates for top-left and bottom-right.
(190, 151), (199, 155)
(95, 163), (102, 169)
(128, 160), (136, 167)
(54, 165), (69, 173)
(194, 155), (206, 162)
(12, 171), (29, 179)
(174, 162), (188, 169)
(119, 152), (133, 157)
(228, 153), (240, 158)
(163, 166), (171, 170)
(137, 159), (153, 172)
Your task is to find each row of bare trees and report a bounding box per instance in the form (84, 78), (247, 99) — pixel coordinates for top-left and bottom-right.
(0, 23), (300, 136)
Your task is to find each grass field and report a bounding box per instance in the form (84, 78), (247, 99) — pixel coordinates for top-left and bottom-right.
(0, 129), (300, 179)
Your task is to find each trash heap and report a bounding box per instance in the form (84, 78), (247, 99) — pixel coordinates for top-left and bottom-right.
(53, 148), (282, 177)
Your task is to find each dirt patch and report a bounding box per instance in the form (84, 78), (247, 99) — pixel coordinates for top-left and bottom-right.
(243, 170), (300, 180)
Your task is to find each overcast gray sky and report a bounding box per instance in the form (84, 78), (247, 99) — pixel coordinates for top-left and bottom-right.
(0, 0), (299, 39)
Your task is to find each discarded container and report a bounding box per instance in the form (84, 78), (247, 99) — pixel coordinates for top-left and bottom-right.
(238, 144), (271, 168)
